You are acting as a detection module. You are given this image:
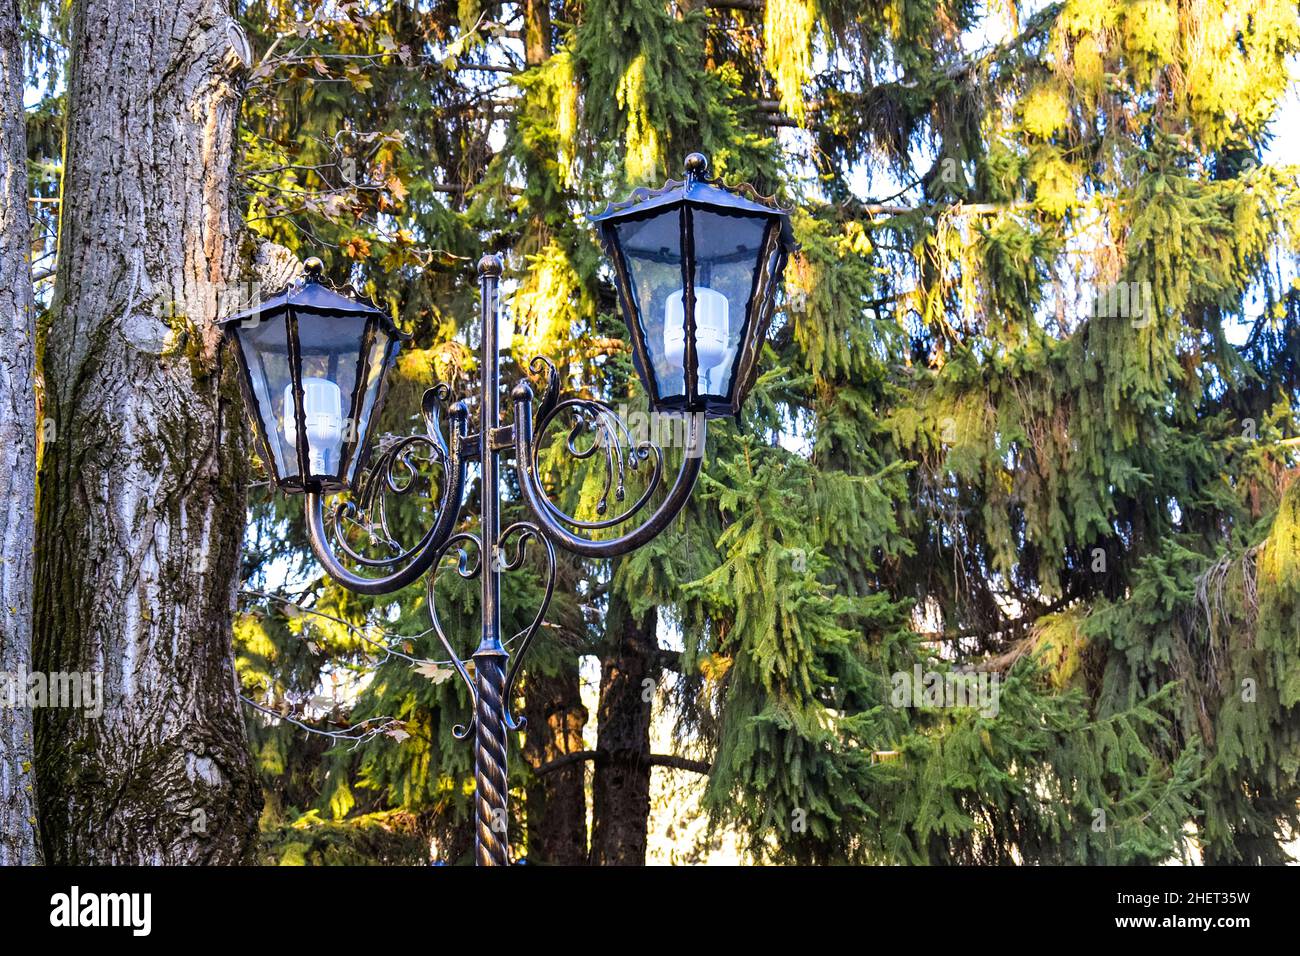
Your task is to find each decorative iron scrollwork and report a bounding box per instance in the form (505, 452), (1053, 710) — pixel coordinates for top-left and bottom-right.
(525, 357), (664, 531)
(419, 522), (555, 740)
(303, 385), (468, 595)
(301, 352), (705, 787)
(425, 531), (482, 740)
(511, 362), (707, 559)
(498, 521), (555, 731)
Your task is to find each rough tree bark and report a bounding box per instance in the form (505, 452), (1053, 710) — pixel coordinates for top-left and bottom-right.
(0, 0), (40, 865)
(523, 667), (588, 864)
(32, 0), (260, 863)
(589, 594), (657, 865)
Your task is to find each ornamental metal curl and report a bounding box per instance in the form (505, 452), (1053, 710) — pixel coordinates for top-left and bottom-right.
(329, 433), (443, 567)
(420, 523), (554, 740)
(424, 531), (482, 741)
(498, 521), (556, 731)
(303, 386), (468, 596)
(511, 370), (707, 559)
(525, 357), (665, 531)
(330, 383), (457, 565)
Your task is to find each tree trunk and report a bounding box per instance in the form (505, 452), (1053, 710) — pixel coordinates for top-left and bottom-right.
(523, 666), (588, 864)
(426, 807), (475, 865)
(0, 0), (40, 866)
(32, 0), (260, 863)
(589, 596), (656, 865)
(523, 0), (551, 69)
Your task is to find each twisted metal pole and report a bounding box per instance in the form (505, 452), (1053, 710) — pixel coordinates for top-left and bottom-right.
(473, 254), (510, 866)
(472, 652), (509, 865)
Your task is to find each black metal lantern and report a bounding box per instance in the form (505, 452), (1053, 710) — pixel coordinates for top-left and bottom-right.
(591, 153), (796, 418)
(219, 258), (406, 493)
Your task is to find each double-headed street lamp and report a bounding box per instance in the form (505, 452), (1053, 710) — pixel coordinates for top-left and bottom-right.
(222, 154), (794, 865)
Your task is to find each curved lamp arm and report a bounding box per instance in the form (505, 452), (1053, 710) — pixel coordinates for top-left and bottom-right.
(305, 393), (470, 596)
(510, 379), (705, 559)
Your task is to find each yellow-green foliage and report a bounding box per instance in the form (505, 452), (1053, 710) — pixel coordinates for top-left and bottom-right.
(616, 53), (661, 184)
(1068, 32), (1105, 96)
(1021, 84), (1070, 139)
(764, 0), (818, 124)
(262, 810), (427, 866)
(1259, 479), (1300, 706)
(554, 54), (579, 187)
(1121, 0), (1179, 77)
(1260, 479), (1300, 589)
(1028, 147), (1078, 217)
(515, 50), (582, 190)
(512, 240), (592, 360)
(234, 612), (276, 695)
(456, 0), (480, 32)
(1059, 0), (1120, 34)
(1054, 0), (1300, 150)
(1031, 608), (1089, 690)
(788, 210), (882, 384)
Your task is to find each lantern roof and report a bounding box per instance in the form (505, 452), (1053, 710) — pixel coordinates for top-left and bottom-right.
(589, 156), (797, 252)
(219, 259), (409, 340)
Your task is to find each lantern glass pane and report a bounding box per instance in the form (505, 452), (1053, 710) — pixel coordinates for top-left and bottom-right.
(342, 325), (394, 486)
(293, 314), (365, 480)
(688, 209), (769, 399)
(236, 316), (298, 480)
(613, 209), (685, 402)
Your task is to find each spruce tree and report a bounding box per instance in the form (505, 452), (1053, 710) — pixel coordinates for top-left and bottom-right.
(211, 0), (1300, 864)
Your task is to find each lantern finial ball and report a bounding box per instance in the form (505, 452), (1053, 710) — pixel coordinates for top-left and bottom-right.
(303, 257), (324, 280)
(478, 254), (504, 278)
(684, 152), (709, 178)
(511, 379), (534, 404)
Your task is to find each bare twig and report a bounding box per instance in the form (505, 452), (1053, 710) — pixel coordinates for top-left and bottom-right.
(241, 695), (405, 750)
(532, 750), (711, 776)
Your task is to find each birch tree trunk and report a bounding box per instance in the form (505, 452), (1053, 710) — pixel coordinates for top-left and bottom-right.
(0, 0), (40, 866)
(33, 0), (260, 863)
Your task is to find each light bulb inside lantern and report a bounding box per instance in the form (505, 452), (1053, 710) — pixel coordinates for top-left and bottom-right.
(283, 377), (344, 475)
(664, 287), (728, 388)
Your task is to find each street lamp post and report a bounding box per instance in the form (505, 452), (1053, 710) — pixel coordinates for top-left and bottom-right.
(222, 154), (794, 865)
